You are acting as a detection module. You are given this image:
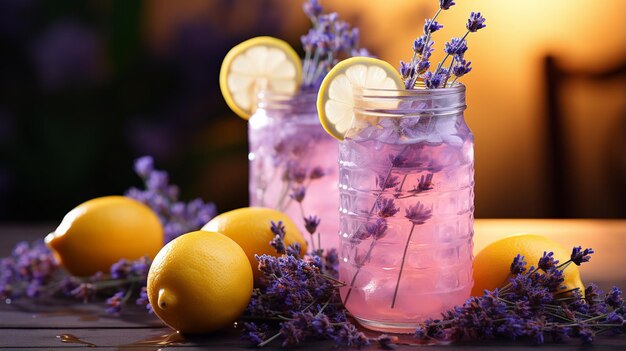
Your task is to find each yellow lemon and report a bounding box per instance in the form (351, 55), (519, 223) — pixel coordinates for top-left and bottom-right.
(219, 36), (302, 119)
(472, 234), (584, 296)
(147, 231), (253, 334)
(202, 207), (307, 282)
(45, 196), (163, 277)
(316, 56), (404, 140)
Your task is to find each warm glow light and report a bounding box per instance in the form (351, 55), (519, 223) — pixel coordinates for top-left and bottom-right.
(326, 0), (626, 217)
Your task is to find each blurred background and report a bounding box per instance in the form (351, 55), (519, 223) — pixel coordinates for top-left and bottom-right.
(0, 0), (624, 222)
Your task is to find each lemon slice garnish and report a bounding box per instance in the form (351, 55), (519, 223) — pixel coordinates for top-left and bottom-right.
(219, 36), (302, 120)
(316, 57), (404, 140)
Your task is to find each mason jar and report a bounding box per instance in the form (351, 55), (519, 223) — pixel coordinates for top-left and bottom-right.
(248, 91), (340, 251)
(338, 84), (474, 333)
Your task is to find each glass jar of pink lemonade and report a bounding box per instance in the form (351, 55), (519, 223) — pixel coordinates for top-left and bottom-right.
(338, 84), (474, 333)
(248, 91), (340, 251)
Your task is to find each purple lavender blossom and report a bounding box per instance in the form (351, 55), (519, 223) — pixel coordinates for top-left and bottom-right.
(125, 156), (217, 243)
(105, 291), (125, 314)
(302, 0), (323, 20)
(270, 221), (287, 254)
(301, 4), (367, 89)
(424, 69), (447, 89)
(134, 156), (154, 178)
(570, 246), (594, 265)
(70, 283), (96, 303)
(444, 37), (468, 57)
(413, 35), (434, 58)
(286, 243), (303, 259)
(375, 198), (400, 218)
(303, 216), (320, 235)
(377, 174), (400, 190)
(399, 60), (413, 79)
(452, 58), (472, 78)
(537, 251), (559, 271)
(605, 287), (623, 309)
(290, 186), (306, 203)
(354, 218), (388, 242)
(424, 19), (444, 34)
(416, 60), (431, 74)
(136, 287), (153, 314)
(510, 254), (527, 274)
(439, 0), (456, 10)
(466, 12), (487, 32)
(404, 202), (432, 225)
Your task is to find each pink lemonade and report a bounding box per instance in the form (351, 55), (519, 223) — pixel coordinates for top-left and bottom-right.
(248, 92), (341, 251)
(338, 86), (474, 333)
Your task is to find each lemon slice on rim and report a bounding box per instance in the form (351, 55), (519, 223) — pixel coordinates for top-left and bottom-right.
(219, 36), (302, 120)
(317, 57), (404, 140)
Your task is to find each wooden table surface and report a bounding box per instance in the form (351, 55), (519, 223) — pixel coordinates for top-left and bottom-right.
(1, 219), (625, 350)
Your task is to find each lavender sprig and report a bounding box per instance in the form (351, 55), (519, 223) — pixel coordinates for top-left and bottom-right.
(243, 222), (369, 348)
(125, 156), (217, 243)
(402, 1), (486, 89)
(390, 202), (432, 308)
(414, 247), (625, 345)
(300, 0), (369, 89)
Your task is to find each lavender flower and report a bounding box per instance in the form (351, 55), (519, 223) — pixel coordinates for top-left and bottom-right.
(136, 287), (153, 314)
(269, 221), (287, 254)
(0, 240), (59, 300)
(377, 174), (400, 190)
(365, 218), (389, 240)
(424, 69), (447, 89)
(466, 12), (487, 32)
(424, 19), (444, 34)
(510, 254), (527, 274)
(537, 251), (559, 271)
(303, 215), (320, 235)
(399, 60), (413, 79)
(105, 291), (126, 314)
(439, 0), (456, 10)
(404, 202), (432, 224)
(605, 287), (623, 309)
(376, 198), (400, 218)
(413, 35), (434, 58)
(300, 1), (368, 89)
(302, 0), (323, 20)
(570, 246), (594, 265)
(452, 58), (472, 78)
(290, 186), (306, 203)
(444, 37), (468, 57)
(126, 156), (216, 243)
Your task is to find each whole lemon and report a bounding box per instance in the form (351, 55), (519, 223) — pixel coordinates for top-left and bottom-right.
(147, 230), (253, 334)
(201, 207), (307, 282)
(45, 196), (163, 276)
(472, 233), (584, 296)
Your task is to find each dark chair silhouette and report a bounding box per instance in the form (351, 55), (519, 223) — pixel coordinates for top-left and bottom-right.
(544, 55), (626, 218)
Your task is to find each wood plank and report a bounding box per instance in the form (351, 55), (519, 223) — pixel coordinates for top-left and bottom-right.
(0, 326), (624, 350)
(0, 298), (162, 329)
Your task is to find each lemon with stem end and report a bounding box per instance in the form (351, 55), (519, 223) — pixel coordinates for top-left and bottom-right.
(147, 231), (253, 334)
(219, 36), (302, 119)
(316, 56), (404, 140)
(45, 196), (163, 277)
